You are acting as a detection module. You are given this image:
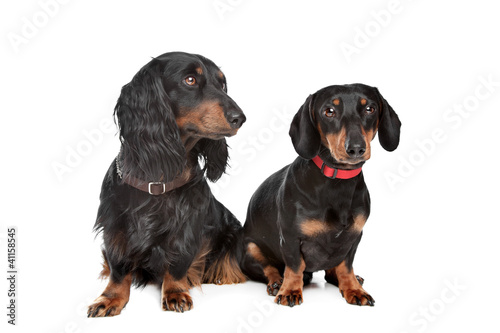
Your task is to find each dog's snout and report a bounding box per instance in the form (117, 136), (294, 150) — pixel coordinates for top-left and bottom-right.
(227, 110), (246, 129)
(345, 140), (366, 158)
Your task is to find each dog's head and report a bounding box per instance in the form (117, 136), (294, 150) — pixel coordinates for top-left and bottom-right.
(158, 52), (246, 139)
(115, 52), (245, 182)
(289, 84), (401, 167)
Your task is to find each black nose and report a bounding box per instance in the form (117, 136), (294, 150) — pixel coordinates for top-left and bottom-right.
(227, 110), (246, 129)
(346, 142), (366, 158)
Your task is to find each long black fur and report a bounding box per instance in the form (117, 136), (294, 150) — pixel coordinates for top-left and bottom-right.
(91, 52), (246, 299)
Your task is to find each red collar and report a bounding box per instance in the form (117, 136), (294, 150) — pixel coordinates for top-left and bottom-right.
(312, 156), (362, 179)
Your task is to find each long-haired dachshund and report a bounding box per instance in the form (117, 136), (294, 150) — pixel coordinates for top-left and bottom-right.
(88, 52), (247, 317)
(242, 84), (401, 307)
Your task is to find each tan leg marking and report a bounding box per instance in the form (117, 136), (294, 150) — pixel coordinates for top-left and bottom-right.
(88, 274), (133, 317)
(162, 272), (193, 313)
(275, 259), (306, 307)
(247, 242), (283, 295)
(329, 261), (374, 306)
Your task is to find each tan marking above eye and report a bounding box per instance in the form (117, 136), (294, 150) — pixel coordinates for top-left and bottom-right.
(333, 99), (340, 106)
(195, 67), (203, 75)
(360, 98), (367, 106)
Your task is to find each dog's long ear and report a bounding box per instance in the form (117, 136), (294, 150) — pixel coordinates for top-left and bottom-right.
(114, 60), (185, 182)
(289, 94), (320, 159)
(376, 88), (401, 151)
(192, 138), (228, 182)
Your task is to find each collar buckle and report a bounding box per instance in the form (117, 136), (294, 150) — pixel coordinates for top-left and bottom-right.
(321, 162), (338, 179)
(148, 182), (166, 195)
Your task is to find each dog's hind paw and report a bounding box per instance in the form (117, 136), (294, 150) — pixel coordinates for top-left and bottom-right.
(267, 279), (283, 296)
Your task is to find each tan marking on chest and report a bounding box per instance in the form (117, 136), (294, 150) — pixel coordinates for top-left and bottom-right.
(352, 214), (367, 232)
(300, 219), (331, 237)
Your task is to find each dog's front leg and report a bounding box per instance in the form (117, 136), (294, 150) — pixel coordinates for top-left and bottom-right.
(88, 273), (132, 317)
(325, 235), (375, 306)
(326, 260), (374, 306)
(161, 244), (204, 313)
(275, 233), (306, 307)
(161, 272), (193, 313)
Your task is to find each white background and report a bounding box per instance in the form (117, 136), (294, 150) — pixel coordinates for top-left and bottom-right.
(1, 0), (499, 332)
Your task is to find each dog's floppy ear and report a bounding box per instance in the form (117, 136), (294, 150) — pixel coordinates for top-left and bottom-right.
(114, 60), (185, 182)
(376, 89), (401, 151)
(289, 94), (320, 159)
(192, 138), (228, 182)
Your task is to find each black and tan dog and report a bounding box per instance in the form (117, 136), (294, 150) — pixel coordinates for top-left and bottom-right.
(242, 84), (401, 307)
(88, 52), (247, 317)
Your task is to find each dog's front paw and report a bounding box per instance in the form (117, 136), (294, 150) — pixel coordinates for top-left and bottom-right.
(88, 295), (128, 317)
(162, 291), (193, 313)
(275, 288), (303, 307)
(340, 288), (375, 306)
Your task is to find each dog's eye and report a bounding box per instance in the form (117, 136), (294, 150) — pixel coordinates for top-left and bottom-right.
(222, 83), (226, 90)
(185, 76), (197, 86)
(365, 106), (375, 114)
(324, 108), (336, 118)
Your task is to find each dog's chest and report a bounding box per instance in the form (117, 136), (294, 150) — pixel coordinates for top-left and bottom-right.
(299, 213), (367, 272)
(123, 192), (208, 255)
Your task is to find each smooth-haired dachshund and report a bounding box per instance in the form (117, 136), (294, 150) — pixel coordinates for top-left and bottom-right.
(88, 52), (247, 317)
(242, 84), (401, 307)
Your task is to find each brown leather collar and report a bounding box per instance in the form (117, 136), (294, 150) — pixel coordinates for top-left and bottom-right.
(121, 173), (193, 195)
(116, 154), (194, 195)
